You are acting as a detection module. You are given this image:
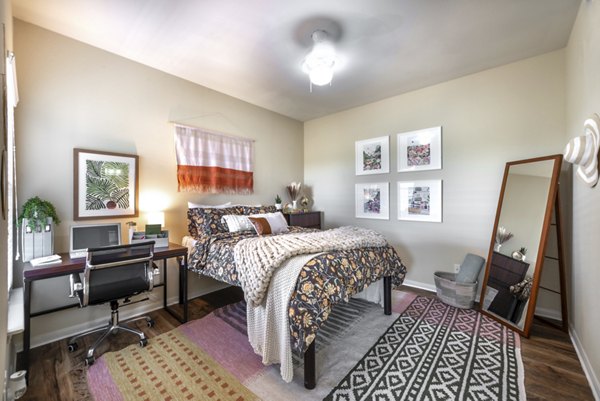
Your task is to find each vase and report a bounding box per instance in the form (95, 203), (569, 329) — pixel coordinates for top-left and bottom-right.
(292, 200), (297, 210)
(275, 203), (282, 210)
(494, 243), (502, 252)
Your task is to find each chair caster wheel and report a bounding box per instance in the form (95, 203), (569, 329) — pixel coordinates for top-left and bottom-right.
(85, 356), (95, 366)
(147, 319), (155, 328)
(139, 338), (148, 347)
(67, 343), (78, 353)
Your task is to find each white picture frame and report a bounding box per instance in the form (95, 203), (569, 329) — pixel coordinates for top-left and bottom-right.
(397, 127), (442, 172)
(355, 136), (390, 175)
(398, 180), (442, 222)
(355, 182), (389, 220)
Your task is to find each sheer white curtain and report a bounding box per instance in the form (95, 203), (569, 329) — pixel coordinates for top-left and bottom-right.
(6, 52), (19, 291)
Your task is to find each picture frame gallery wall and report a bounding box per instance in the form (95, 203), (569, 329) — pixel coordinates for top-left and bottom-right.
(354, 127), (443, 222)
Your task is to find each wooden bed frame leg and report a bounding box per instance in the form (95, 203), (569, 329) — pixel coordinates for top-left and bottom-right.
(384, 276), (392, 315)
(304, 338), (316, 390)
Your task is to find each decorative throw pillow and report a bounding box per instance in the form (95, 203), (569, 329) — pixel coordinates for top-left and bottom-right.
(248, 217), (272, 235)
(187, 207), (241, 236)
(243, 205), (277, 215)
(248, 212), (289, 235)
(187, 208), (203, 238)
(221, 214), (255, 233)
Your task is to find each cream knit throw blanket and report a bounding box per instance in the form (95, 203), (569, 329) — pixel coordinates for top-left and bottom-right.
(246, 253), (319, 383)
(234, 226), (387, 306)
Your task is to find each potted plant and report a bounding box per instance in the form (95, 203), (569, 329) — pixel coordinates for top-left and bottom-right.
(275, 195), (283, 210)
(18, 196), (61, 261)
(18, 196), (61, 231)
(512, 247), (527, 261)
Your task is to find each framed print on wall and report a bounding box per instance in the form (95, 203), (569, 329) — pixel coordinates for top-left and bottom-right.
(355, 182), (389, 220)
(74, 148), (139, 220)
(397, 126), (442, 172)
(355, 136), (390, 175)
(398, 180), (442, 222)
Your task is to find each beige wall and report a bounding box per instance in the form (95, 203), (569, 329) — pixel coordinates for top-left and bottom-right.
(304, 50), (566, 289)
(566, 1), (600, 397)
(14, 20), (303, 345)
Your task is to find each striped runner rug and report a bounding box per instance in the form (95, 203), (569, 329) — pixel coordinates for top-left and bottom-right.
(87, 292), (525, 401)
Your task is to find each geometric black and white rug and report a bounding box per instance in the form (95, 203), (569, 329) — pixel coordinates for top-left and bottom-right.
(325, 296), (525, 401)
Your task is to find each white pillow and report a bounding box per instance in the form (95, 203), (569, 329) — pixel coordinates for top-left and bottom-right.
(188, 201), (232, 209)
(249, 212), (289, 234)
(221, 214), (255, 233)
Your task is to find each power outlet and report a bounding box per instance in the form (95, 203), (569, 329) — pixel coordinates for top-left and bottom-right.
(454, 264), (461, 273)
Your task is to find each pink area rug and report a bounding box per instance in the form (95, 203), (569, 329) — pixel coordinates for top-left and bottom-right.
(87, 290), (416, 400)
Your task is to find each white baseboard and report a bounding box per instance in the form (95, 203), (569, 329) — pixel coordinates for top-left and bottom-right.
(23, 281), (230, 350)
(402, 279), (436, 293)
(569, 324), (600, 401)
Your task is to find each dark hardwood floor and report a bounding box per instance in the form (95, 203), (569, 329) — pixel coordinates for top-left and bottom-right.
(20, 286), (594, 401)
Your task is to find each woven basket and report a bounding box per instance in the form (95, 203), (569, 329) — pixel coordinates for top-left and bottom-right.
(434, 271), (478, 309)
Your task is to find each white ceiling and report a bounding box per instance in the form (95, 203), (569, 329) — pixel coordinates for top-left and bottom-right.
(12, 0), (581, 121)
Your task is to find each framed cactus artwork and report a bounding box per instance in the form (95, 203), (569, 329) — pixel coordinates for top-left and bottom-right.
(73, 148), (139, 220)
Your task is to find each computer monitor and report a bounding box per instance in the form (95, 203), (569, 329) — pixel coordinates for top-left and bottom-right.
(69, 223), (122, 258)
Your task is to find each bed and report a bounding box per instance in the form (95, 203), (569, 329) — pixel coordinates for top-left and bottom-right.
(185, 205), (407, 388)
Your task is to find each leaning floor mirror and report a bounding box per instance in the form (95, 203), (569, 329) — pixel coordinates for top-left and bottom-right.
(479, 154), (563, 337)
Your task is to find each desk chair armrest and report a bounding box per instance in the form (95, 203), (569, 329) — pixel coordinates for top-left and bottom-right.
(69, 273), (84, 307)
(88, 255), (153, 270)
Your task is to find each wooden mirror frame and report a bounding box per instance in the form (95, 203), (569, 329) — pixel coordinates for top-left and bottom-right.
(479, 154), (563, 338)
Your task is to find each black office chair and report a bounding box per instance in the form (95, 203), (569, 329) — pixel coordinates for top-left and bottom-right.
(67, 241), (157, 366)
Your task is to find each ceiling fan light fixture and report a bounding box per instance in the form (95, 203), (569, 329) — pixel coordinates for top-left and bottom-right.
(302, 30), (337, 89)
(308, 67), (334, 86)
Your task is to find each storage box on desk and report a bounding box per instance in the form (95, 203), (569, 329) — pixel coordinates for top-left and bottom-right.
(433, 272), (478, 309)
(21, 218), (54, 262)
(130, 230), (169, 248)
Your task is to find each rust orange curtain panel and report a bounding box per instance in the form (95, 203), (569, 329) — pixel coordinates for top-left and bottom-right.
(174, 124), (254, 194)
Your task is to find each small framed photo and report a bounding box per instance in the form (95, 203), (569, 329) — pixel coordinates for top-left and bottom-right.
(74, 149), (139, 220)
(397, 127), (442, 172)
(355, 182), (389, 220)
(355, 136), (390, 175)
(398, 180), (442, 222)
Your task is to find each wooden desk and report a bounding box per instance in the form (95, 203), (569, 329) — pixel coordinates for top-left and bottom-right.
(20, 243), (189, 376)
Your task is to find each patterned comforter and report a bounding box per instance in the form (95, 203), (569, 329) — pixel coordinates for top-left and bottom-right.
(188, 227), (407, 353)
